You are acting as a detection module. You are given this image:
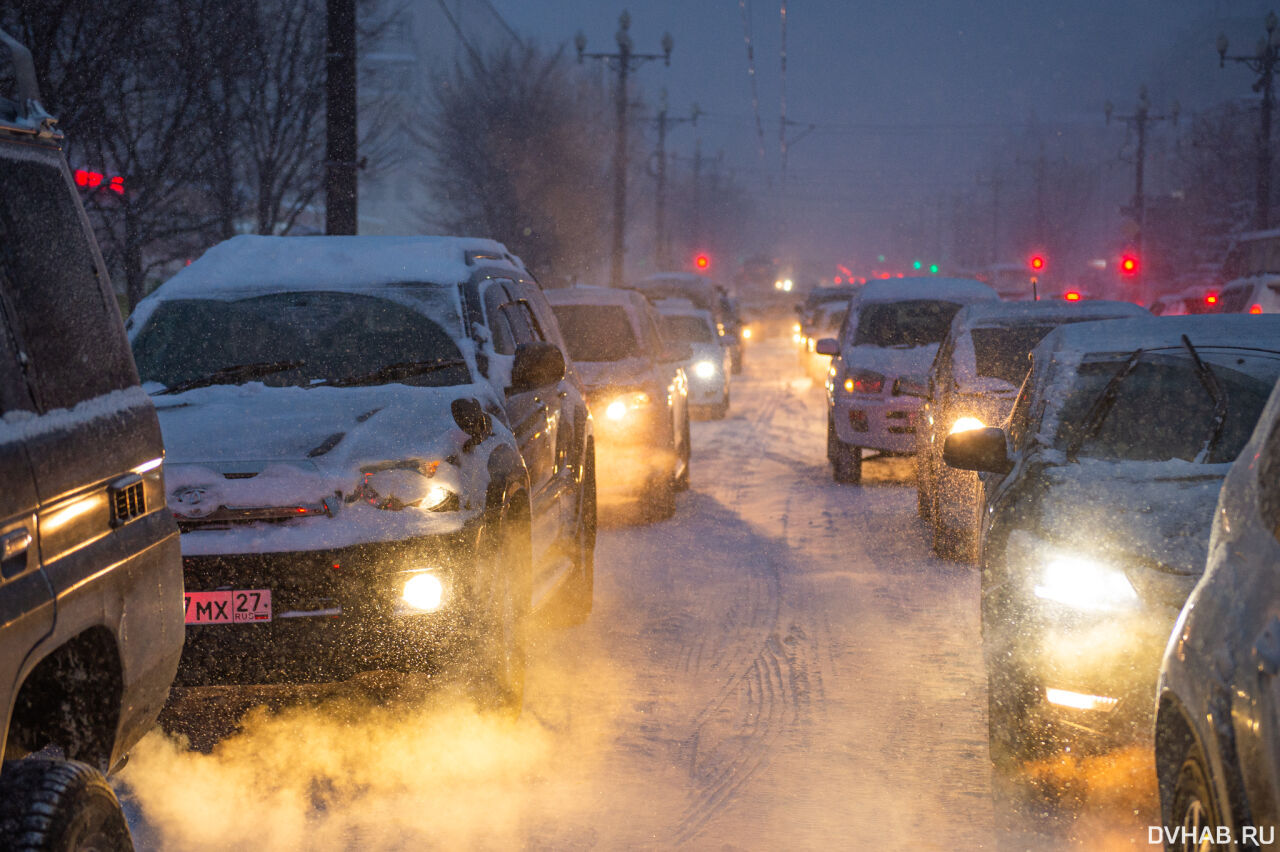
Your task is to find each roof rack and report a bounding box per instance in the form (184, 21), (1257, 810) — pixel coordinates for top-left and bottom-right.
(0, 27), (59, 139)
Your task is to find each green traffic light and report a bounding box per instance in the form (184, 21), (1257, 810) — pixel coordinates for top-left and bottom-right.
(929, 264), (939, 274)
(876, 255), (886, 263)
(912, 260), (922, 270)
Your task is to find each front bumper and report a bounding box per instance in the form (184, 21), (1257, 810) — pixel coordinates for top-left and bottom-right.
(832, 392), (921, 452)
(177, 525), (482, 685)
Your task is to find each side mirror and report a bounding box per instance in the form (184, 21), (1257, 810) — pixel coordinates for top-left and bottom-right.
(665, 341), (693, 362)
(815, 337), (840, 356)
(510, 341), (565, 392)
(942, 427), (1012, 474)
(451, 397), (492, 451)
(893, 374), (928, 398)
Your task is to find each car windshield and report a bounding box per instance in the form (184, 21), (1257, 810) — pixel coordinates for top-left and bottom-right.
(659, 314), (716, 344)
(854, 299), (963, 347)
(1052, 349), (1280, 463)
(131, 293), (471, 390)
(969, 325), (1057, 384)
(551, 303), (641, 361)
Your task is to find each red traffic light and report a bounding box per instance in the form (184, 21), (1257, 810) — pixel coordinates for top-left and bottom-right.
(694, 253), (710, 270)
(1029, 255), (1045, 271)
(1119, 254), (1139, 276)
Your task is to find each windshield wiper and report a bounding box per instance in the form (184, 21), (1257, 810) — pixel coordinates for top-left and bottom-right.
(154, 360), (306, 395)
(322, 359), (468, 388)
(1181, 334), (1229, 463)
(1066, 348), (1143, 462)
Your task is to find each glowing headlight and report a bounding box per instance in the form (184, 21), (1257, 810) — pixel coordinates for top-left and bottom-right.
(603, 391), (651, 421)
(360, 465), (455, 511)
(741, 327), (753, 340)
(693, 360), (717, 380)
(1033, 555), (1138, 612)
(792, 322), (802, 334)
(948, 416), (985, 435)
(401, 572), (445, 612)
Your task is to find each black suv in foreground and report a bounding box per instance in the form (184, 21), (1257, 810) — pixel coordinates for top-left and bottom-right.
(0, 29), (184, 849)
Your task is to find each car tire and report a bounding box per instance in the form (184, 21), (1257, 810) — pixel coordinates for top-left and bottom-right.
(470, 504), (532, 714)
(917, 469), (932, 520)
(674, 418), (691, 492)
(985, 655), (1051, 774)
(0, 759), (134, 852)
(1167, 739), (1227, 852)
(561, 450), (597, 624)
(828, 418), (862, 484)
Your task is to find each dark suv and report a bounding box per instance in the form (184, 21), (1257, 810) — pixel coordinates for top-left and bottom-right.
(0, 29), (183, 848)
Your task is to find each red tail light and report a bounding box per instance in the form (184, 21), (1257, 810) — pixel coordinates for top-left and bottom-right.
(843, 369), (885, 394)
(1064, 291), (1081, 302)
(1251, 304), (1264, 314)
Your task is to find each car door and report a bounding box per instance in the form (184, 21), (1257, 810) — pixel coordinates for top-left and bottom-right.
(0, 284), (47, 713)
(482, 282), (560, 569)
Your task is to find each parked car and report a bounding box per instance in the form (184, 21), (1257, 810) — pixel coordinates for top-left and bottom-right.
(818, 277), (998, 484)
(654, 298), (731, 419)
(629, 273), (743, 373)
(1155, 376), (1280, 851)
(1218, 230), (1280, 314)
(913, 299), (1148, 560)
(0, 29), (183, 848)
(547, 286), (690, 519)
(1150, 288), (1222, 317)
(128, 235), (596, 709)
(943, 315), (1280, 770)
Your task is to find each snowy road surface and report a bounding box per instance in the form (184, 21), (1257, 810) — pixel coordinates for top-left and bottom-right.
(118, 339), (1155, 850)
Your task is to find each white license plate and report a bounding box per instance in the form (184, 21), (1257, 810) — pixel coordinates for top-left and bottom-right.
(184, 589), (272, 625)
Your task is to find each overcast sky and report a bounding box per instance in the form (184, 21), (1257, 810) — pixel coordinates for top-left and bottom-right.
(488, 0), (1279, 273)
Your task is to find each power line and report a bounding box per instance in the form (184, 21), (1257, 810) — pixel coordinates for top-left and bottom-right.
(475, 0), (522, 45)
(434, 0), (483, 65)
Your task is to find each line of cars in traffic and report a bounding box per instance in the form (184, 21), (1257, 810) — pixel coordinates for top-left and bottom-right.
(804, 273), (1280, 847)
(0, 29), (752, 845)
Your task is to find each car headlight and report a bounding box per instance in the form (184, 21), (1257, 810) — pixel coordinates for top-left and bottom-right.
(741, 327), (753, 340)
(948, 416), (985, 435)
(603, 391), (652, 421)
(1033, 554), (1139, 612)
(401, 572), (445, 612)
(693, 360), (718, 380)
(358, 462), (457, 511)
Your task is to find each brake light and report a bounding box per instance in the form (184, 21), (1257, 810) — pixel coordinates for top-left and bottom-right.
(1251, 304), (1264, 314)
(1064, 291), (1081, 302)
(1205, 293), (1218, 305)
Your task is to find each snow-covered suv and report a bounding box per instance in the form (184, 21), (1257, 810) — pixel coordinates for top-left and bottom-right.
(129, 235), (595, 709)
(0, 29), (183, 848)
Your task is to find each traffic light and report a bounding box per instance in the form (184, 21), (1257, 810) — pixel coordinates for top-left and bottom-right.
(694, 253), (710, 270)
(929, 263), (939, 274)
(1119, 254), (1139, 276)
(912, 260), (922, 270)
(1029, 255), (1045, 272)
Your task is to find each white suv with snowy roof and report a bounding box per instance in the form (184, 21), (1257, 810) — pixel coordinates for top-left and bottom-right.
(817, 277), (998, 484)
(128, 235), (596, 709)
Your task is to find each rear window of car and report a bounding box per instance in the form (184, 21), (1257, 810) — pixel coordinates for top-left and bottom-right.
(659, 314), (716, 344)
(551, 304), (641, 362)
(1218, 283), (1255, 314)
(854, 300), (963, 348)
(969, 325), (1057, 384)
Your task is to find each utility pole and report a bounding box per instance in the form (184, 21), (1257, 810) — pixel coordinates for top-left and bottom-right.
(1016, 138), (1050, 248)
(1106, 86), (1178, 305)
(652, 93), (700, 270)
(576, 13), (673, 286)
(1218, 12), (1280, 230)
(325, 0), (359, 235)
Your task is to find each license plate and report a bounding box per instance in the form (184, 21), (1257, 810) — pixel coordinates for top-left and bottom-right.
(184, 589), (272, 625)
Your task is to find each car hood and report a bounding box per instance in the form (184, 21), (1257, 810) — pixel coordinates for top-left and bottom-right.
(1037, 458), (1230, 575)
(844, 343), (939, 378)
(573, 357), (655, 392)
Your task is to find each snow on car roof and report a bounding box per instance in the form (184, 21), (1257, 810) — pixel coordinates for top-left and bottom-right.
(1038, 314), (1280, 360)
(150, 234), (522, 299)
(545, 285), (648, 309)
(652, 297), (700, 313)
(856, 277), (998, 304)
(633, 273), (714, 288)
(954, 299), (1148, 330)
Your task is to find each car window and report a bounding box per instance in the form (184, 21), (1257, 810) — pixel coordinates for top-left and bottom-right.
(0, 154), (137, 410)
(659, 314), (716, 344)
(969, 325), (1056, 385)
(1259, 413), (1280, 538)
(1053, 351), (1280, 463)
(1219, 283), (1254, 314)
(551, 304), (641, 362)
(1006, 365), (1036, 450)
(131, 293), (472, 388)
(853, 300), (964, 348)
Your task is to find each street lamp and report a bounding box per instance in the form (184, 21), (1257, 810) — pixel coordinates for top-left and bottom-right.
(1217, 11), (1280, 229)
(576, 12), (673, 286)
